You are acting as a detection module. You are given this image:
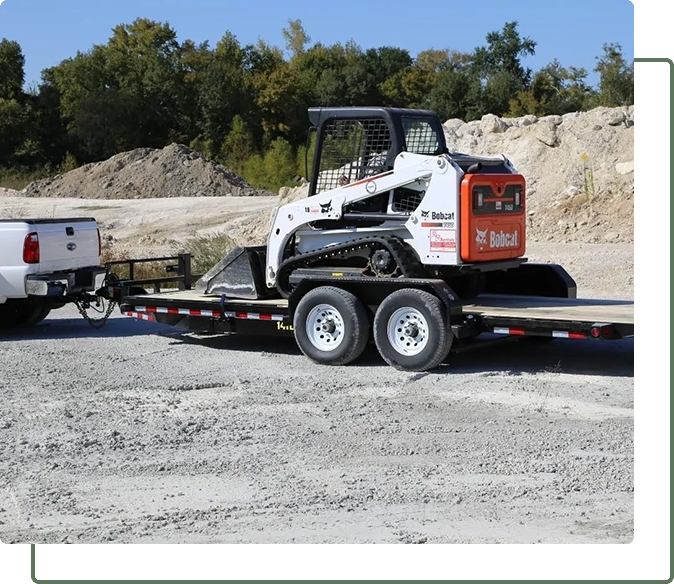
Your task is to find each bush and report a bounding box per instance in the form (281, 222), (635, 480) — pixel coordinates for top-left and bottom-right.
(176, 232), (235, 275)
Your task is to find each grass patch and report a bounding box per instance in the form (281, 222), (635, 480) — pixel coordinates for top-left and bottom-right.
(0, 168), (52, 191)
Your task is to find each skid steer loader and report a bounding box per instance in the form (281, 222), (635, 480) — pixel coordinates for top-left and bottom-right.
(199, 106), (527, 301)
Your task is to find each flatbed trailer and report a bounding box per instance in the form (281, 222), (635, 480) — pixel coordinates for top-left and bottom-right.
(120, 289), (633, 341)
(109, 256), (633, 371)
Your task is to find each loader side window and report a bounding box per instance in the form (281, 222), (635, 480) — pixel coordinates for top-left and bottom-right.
(402, 118), (440, 155)
(316, 119), (392, 194)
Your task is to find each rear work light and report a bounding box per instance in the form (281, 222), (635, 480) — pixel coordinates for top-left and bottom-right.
(23, 232), (40, 264)
(473, 190), (484, 208)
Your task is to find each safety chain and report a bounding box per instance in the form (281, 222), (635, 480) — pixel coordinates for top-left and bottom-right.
(75, 298), (118, 330)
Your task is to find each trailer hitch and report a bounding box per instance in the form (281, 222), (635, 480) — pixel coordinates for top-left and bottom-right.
(75, 292), (117, 329)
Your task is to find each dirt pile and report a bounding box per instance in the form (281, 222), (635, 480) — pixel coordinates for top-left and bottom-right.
(443, 106), (634, 243)
(21, 144), (272, 199)
(0, 188), (19, 197)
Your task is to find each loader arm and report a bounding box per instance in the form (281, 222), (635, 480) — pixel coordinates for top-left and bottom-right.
(265, 153), (462, 288)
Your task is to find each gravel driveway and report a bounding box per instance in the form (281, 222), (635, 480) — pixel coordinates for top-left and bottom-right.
(0, 304), (633, 544)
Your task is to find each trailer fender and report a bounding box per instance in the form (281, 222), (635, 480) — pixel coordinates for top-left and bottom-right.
(484, 263), (577, 298)
(287, 276), (461, 323)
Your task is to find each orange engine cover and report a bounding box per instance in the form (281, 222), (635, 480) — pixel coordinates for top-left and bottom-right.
(460, 174), (526, 262)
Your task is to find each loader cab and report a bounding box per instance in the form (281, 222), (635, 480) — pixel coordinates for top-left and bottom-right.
(307, 107), (448, 197)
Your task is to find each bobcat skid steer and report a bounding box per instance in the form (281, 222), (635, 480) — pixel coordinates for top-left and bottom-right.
(200, 107), (528, 300)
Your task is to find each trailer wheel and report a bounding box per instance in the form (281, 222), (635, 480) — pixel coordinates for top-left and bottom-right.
(293, 286), (369, 366)
(374, 289), (452, 371)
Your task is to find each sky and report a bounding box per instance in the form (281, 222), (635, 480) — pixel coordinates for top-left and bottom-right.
(0, 0), (634, 89)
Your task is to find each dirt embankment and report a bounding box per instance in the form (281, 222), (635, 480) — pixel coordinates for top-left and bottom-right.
(20, 144), (273, 199)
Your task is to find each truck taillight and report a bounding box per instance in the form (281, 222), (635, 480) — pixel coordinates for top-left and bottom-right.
(23, 232), (40, 264)
(515, 188), (521, 206)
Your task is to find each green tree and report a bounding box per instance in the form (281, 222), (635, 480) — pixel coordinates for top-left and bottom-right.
(282, 19), (311, 58)
(509, 60), (595, 116)
(263, 137), (297, 190)
(429, 69), (471, 120)
(198, 32), (255, 147)
(363, 47), (412, 85)
(45, 18), (187, 161)
(380, 66), (435, 108)
(0, 39), (25, 100)
(219, 115), (255, 174)
(473, 21), (536, 86)
(594, 43), (634, 107)
(470, 21), (536, 116)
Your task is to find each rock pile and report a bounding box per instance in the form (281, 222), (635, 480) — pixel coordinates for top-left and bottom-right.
(443, 106), (634, 243)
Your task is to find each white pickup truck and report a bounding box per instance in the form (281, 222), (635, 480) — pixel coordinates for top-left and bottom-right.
(0, 218), (106, 327)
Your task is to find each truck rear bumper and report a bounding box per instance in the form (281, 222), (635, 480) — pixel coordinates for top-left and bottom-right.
(26, 266), (106, 298)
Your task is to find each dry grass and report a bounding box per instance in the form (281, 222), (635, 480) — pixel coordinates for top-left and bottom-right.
(0, 168), (51, 191)
(173, 232), (236, 275)
(100, 245), (171, 282)
(100, 232), (235, 287)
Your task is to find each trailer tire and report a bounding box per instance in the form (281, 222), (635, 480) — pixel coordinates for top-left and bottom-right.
(374, 289), (452, 371)
(0, 298), (51, 328)
(293, 286), (369, 366)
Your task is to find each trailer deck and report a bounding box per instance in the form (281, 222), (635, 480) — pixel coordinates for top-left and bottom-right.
(463, 295), (634, 325)
(131, 290), (633, 324)
(121, 289), (634, 342)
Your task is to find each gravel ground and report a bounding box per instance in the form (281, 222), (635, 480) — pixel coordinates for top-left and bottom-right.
(0, 295), (633, 544)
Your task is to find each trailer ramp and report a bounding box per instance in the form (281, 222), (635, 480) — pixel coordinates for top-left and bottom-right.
(462, 295), (634, 339)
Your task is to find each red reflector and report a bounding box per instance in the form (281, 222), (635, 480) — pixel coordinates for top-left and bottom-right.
(510, 328), (526, 336)
(23, 232), (40, 264)
(590, 327), (601, 338)
(167, 307), (180, 315)
(569, 332), (586, 340)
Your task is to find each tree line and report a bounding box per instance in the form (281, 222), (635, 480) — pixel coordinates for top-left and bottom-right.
(0, 19), (634, 191)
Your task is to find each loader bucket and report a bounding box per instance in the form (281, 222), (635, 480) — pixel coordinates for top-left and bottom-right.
(195, 246), (273, 300)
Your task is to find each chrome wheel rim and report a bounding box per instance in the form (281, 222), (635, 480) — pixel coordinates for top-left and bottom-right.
(306, 304), (345, 352)
(387, 307), (428, 356)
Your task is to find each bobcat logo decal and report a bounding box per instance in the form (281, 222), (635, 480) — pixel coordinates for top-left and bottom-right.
(320, 201), (333, 214)
(420, 210), (429, 218)
(475, 227), (488, 246)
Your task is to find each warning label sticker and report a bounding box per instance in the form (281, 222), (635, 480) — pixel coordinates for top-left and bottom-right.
(430, 229), (457, 252)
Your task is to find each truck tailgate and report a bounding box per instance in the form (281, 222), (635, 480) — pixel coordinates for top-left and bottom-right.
(35, 218), (99, 272)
